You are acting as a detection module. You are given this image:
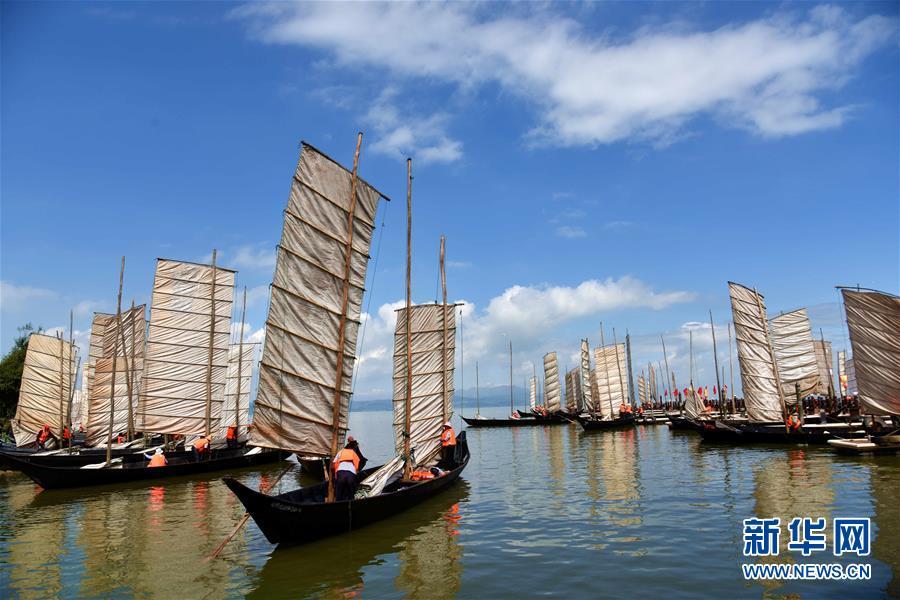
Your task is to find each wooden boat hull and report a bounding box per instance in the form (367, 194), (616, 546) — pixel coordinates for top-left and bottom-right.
(224, 433), (470, 546)
(575, 414), (636, 431)
(461, 415), (561, 427)
(4, 447), (289, 490)
(0, 447), (180, 470)
(697, 421), (862, 445)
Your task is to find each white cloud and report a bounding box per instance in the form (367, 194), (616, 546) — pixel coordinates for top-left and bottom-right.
(232, 3), (895, 147)
(555, 225), (586, 238)
(0, 281), (57, 311)
(603, 220), (634, 230)
(244, 284), (270, 307)
(446, 260), (472, 269)
(231, 244), (276, 272)
(365, 88), (462, 164)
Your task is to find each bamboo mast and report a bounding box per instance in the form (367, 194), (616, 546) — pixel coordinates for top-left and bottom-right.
(626, 331), (637, 406)
(66, 309), (74, 440)
(106, 257), (125, 465)
(58, 329), (64, 443)
(728, 323), (735, 414)
(661, 334), (674, 408)
(402, 156), (413, 480)
(459, 308), (464, 420)
(599, 323), (614, 419)
(236, 286), (247, 433)
(752, 288), (789, 431)
(710, 310), (723, 414)
(328, 133), (364, 499)
(117, 300), (134, 440)
(204, 248), (218, 439)
(439, 235), (448, 426)
(612, 328), (626, 410)
(819, 327), (835, 399)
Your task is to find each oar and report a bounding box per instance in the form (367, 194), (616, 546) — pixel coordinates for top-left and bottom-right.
(208, 463), (294, 561)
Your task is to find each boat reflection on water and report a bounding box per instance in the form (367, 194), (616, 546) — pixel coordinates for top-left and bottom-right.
(870, 459), (900, 597)
(247, 482), (470, 599)
(585, 429), (642, 549)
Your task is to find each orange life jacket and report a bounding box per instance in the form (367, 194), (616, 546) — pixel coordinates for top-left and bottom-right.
(117, 434), (125, 443)
(148, 454), (167, 468)
(441, 428), (456, 447)
(333, 448), (360, 474)
(226, 426), (237, 440)
(410, 470), (435, 481)
(193, 437), (210, 451)
(786, 416), (801, 431)
(38, 428), (51, 443)
(63, 427), (71, 440)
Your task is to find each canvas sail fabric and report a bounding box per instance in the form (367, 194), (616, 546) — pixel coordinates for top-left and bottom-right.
(140, 260), (235, 437)
(684, 388), (705, 420)
(83, 313), (115, 421)
(219, 342), (257, 439)
(594, 344), (630, 420)
(841, 289), (900, 415)
(838, 350), (847, 394)
(89, 305), (147, 445)
(589, 370), (601, 415)
(543, 352), (562, 412)
(580, 340), (592, 414)
(769, 308), (821, 404)
(392, 304), (456, 468)
(648, 365), (657, 402)
(12, 333), (77, 447)
(251, 144), (384, 456)
(728, 282), (784, 423)
(566, 367), (582, 413)
(528, 377), (537, 411)
(813, 340), (833, 396)
(846, 359), (858, 396)
(638, 375), (648, 406)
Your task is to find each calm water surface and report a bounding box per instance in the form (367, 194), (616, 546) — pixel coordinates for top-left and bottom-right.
(1, 408), (898, 598)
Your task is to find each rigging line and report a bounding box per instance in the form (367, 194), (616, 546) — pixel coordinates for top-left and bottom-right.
(350, 197), (390, 398)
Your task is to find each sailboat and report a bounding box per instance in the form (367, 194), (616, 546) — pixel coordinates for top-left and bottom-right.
(698, 283), (863, 445)
(575, 328), (636, 431)
(223, 144), (469, 546)
(828, 288), (900, 454)
(6, 256), (286, 487)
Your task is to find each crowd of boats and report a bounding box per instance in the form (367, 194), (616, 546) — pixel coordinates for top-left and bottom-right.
(2, 134), (897, 551)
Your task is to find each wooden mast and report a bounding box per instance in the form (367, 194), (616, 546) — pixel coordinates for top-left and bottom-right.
(128, 300), (137, 438)
(402, 156), (413, 480)
(819, 327), (835, 399)
(236, 286), (247, 434)
(599, 323), (614, 419)
(727, 323), (736, 414)
(661, 334), (674, 408)
(612, 328), (626, 408)
(106, 256), (125, 465)
(328, 133), (364, 500)
(58, 329), (64, 443)
(710, 310), (723, 413)
(458, 308), (464, 421)
(439, 235), (448, 426)
(66, 309), (74, 441)
(117, 300), (134, 440)
(205, 249), (218, 439)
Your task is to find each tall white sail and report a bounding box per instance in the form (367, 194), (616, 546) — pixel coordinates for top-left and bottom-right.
(140, 260), (234, 437)
(392, 304), (456, 467)
(637, 375), (648, 406)
(219, 342), (257, 439)
(86, 304), (146, 446)
(841, 289), (900, 415)
(543, 352), (562, 412)
(684, 387), (705, 420)
(580, 339), (592, 414)
(728, 282), (784, 423)
(845, 359), (858, 396)
(838, 350), (847, 395)
(528, 376), (537, 411)
(813, 340), (833, 396)
(648, 365), (657, 402)
(251, 143), (385, 456)
(594, 344), (629, 419)
(769, 308), (820, 403)
(566, 367), (581, 413)
(12, 333), (77, 447)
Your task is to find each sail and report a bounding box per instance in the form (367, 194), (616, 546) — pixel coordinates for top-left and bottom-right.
(846, 358), (858, 395)
(543, 352), (562, 412)
(83, 313), (114, 422)
(12, 333), (77, 447)
(579, 339), (592, 414)
(219, 342), (257, 439)
(813, 340), (833, 396)
(85, 304), (146, 445)
(594, 344), (629, 419)
(838, 350), (847, 395)
(684, 388), (705, 420)
(140, 260), (235, 437)
(565, 367), (581, 413)
(769, 308), (820, 403)
(637, 375), (648, 405)
(251, 144), (385, 456)
(841, 289), (900, 415)
(589, 369), (601, 415)
(528, 376), (537, 411)
(728, 282), (784, 423)
(648, 365), (657, 402)
(392, 304), (456, 467)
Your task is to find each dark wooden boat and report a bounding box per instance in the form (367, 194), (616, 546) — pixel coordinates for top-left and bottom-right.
(462, 415), (556, 428)
(224, 432), (470, 546)
(697, 420), (865, 445)
(575, 413), (636, 431)
(5, 446), (289, 490)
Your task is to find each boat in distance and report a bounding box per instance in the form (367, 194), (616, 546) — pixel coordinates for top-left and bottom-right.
(223, 433), (470, 546)
(574, 413), (636, 431)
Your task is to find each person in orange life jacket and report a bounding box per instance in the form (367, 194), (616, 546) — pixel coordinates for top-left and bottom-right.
(637, 405), (644, 416)
(35, 424), (56, 450)
(332, 437), (365, 501)
(439, 422), (457, 469)
(143, 447), (167, 468)
(116, 432), (126, 444)
(226, 425), (239, 449)
(786, 413), (802, 432)
(193, 435), (212, 461)
(62, 425), (72, 448)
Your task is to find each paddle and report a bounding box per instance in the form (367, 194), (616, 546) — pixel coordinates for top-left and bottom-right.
(208, 463), (294, 561)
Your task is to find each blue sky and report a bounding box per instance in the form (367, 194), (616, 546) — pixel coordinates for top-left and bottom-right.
(2, 1), (898, 401)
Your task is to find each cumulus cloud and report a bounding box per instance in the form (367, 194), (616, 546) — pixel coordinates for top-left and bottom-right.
(365, 88), (463, 164)
(555, 225), (586, 238)
(1, 281), (57, 311)
(232, 3), (894, 147)
(231, 244), (276, 272)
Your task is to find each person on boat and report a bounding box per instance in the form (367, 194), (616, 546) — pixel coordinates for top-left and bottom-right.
(786, 413), (802, 432)
(144, 447), (168, 468)
(332, 438), (362, 501)
(34, 424), (56, 450)
(226, 424), (239, 448)
(193, 435), (212, 461)
(62, 425), (72, 448)
(439, 422), (457, 469)
(117, 432), (126, 444)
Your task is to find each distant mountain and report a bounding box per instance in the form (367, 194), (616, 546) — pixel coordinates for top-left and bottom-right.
(352, 385), (532, 412)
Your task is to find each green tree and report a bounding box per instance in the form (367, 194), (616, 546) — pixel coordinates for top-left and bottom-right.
(0, 323), (42, 422)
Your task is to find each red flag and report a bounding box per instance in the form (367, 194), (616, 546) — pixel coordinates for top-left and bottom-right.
(713, 386), (717, 395)
(684, 387), (689, 396)
(664, 389), (668, 397)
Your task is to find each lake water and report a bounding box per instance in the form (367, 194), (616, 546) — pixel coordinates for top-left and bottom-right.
(1, 408), (898, 598)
